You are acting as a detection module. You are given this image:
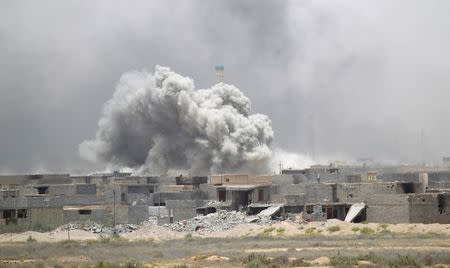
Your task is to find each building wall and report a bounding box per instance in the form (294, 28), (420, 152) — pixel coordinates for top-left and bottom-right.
(336, 182), (422, 204)
(63, 209), (108, 223)
(29, 208), (64, 230)
(198, 184), (217, 200)
(249, 187), (270, 203)
(166, 200), (204, 222)
(75, 184), (97, 195)
(64, 195), (105, 206)
(408, 193), (450, 223)
(155, 191), (194, 205)
(305, 183), (334, 203)
(49, 185), (75, 196)
(366, 194), (410, 223)
(111, 205), (129, 225)
(128, 205), (150, 224)
(284, 194), (305, 206)
(210, 174), (272, 185)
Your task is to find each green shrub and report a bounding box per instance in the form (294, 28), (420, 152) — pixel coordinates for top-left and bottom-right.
(275, 227), (285, 235)
(257, 227), (276, 237)
(330, 256), (359, 266)
(34, 263), (45, 268)
(426, 231), (439, 237)
(378, 223), (388, 230)
(150, 249), (164, 258)
(99, 237), (111, 244)
(242, 254), (270, 268)
(126, 262), (145, 268)
(27, 235), (36, 242)
(291, 258), (309, 267)
(304, 227), (315, 235)
(387, 254), (419, 267)
(327, 225), (340, 232)
(271, 255), (289, 266)
(360, 227), (374, 235)
(90, 261), (145, 268)
(351, 227), (360, 233)
(184, 233), (193, 240)
(172, 265), (188, 268)
(263, 227), (275, 234)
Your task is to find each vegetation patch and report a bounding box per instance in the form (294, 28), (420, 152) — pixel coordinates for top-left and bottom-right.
(242, 254), (298, 268)
(75, 261), (145, 268)
(172, 265), (189, 268)
(258, 227), (276, 237)
(275, 227), (285, 235)
(184, 233), (193, 241)
(263, 227), (275, 234)
(330, 255), (359, 266)
(327, 225), (341, 232)
(291, 257), (310, 267)
(304, 227), (316, 235)
(242, 253), (271, 268)
(360, 227), (375, 235)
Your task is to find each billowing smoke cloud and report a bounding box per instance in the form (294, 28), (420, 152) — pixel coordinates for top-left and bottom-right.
(2, 1), (450, 174)
(270, 148), (315, 173)
(79, 66), (273, 174)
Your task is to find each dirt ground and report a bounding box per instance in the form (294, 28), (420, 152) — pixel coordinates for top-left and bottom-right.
(1, 219), (448, 243)
(0, 221), (449, 267)
(0, 233), (449, 267)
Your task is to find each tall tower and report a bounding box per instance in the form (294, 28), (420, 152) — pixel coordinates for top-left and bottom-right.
(215, 64), (224, 83)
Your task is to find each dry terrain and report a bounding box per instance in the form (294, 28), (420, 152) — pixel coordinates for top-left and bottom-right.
(0, 221), (449, 267)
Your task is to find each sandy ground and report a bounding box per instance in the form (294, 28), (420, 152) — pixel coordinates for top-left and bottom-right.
(1, 220), (449, 243)
(192, 219), (450, 238)
(122, 224), (185, 241)
(0, 229), (99, 243)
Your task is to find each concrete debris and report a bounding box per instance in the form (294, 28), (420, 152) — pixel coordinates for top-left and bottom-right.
(246, 216), (259, 223)
(148, 216), (158, 225)
(164, 210), (275, 232)
(206, 200), (223, 206)
(257, 206), (281, 218)
(52, 221), (139, 234)
(345, 203), (366, 222)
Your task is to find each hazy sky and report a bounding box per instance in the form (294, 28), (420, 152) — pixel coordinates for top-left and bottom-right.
(1, 0), (450, 173)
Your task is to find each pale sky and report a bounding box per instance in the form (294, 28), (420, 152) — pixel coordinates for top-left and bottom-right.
(1, 0), (450, 173)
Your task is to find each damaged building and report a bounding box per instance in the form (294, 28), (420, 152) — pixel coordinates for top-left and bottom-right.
(0, 168), (449, 231)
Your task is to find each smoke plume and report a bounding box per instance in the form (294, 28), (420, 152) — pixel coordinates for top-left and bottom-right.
(79, 66), (273, 174)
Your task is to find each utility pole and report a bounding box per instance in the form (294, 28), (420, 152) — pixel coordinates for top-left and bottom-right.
(113, 171), (117, 228)
(113, 190), (116, 227)
(157, 190), (161, 225)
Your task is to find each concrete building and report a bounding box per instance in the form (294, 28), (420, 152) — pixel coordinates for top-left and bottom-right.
(1, 168), (449, 231)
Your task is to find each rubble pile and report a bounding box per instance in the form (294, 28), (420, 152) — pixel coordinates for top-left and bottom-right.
(52, 221), (139, 234)
(51, 206), (282, 235)
(165, 210), (266, 232)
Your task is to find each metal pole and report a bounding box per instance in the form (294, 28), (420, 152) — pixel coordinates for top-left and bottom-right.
(113, 190), (116, 227)
(157, 191), (161, 225)
(113, 171), (117, 228)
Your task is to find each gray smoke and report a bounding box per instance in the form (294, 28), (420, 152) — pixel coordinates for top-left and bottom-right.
(79, 66), (273, 174)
